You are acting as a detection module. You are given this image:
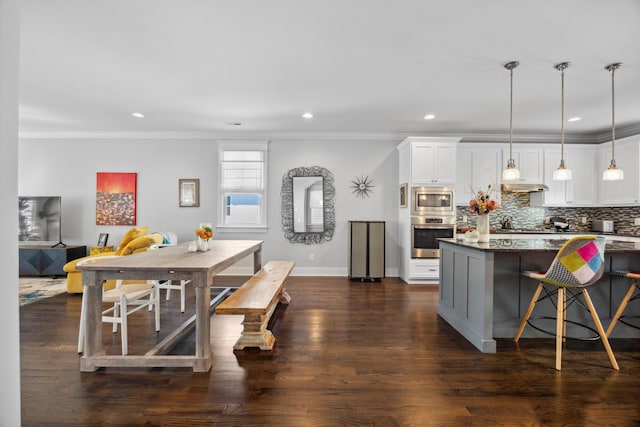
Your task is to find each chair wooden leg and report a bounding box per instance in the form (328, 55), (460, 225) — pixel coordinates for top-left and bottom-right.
(119, 295), (128, 356)
(165, 280), (172, 301)
(154, 287), (161, 332)
(606, 280), (638, 337)
(77, 290), (87, 353)
(562, 289), (567, 343)
(581, 289), (619, 370)
(514, 282), (544, 342)
(180, 280), (187, 313)
(112, 303), (120, 333)
(555, 287), (565, 371)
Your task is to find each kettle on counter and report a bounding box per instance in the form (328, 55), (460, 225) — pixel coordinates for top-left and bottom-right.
(501, 216), (513, 230)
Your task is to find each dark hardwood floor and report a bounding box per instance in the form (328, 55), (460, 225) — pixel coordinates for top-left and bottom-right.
(20, 276), (640, 426)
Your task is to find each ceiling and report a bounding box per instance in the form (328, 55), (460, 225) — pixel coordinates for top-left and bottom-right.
(18, 0), (640, 142)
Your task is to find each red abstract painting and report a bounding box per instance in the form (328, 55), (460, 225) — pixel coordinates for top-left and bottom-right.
(96, 172), (137, 225)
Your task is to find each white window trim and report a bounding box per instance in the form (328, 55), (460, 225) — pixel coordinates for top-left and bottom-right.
(217, 141), (269, 231)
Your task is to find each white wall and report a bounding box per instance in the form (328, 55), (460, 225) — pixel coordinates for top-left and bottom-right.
(1, 0), (22, 424)
(19, 137), (400, 276)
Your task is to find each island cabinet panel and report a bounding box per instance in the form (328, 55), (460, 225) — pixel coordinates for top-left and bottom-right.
(439, 244), (496, 353)
(438, 238), (640, 353)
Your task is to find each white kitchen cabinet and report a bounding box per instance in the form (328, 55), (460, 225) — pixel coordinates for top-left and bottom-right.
(410, 140), (458, 185)
(539, 150), (566, 205)
(456, 143), (503, 205)
(567, 147), (598, 204)
(396, 136), (460, 285)
(502, 146), (543, 183)
(409, 258), (440, 281)
(598, 136), (640, 205)
(536, 146), (597, 206)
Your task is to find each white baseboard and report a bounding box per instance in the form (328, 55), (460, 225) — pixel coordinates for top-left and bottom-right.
(219, 266), (400, 277)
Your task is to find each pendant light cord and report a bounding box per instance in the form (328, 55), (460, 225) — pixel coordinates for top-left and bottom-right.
(561, 67), (565, 161)
(611, 65), (616, 162)
(604, 63), (622, 167)
(504, 61), (519, 164)
(509, 66), (514, 160)
(557, 63), (568, 164)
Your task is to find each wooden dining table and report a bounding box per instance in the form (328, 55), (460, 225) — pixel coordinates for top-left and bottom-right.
(77, 240), (263, 372)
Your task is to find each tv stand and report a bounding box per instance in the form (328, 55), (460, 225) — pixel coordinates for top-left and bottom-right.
(19, 245), (86, 276)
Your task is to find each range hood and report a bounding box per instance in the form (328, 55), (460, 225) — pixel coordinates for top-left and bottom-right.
(501, 183), (549, 193)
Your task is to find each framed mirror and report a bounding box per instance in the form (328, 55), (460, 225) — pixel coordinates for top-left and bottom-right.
(281, 166), (335, 244)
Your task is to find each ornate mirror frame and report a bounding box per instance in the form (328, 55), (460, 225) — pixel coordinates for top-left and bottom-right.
(281, 166), (335, 244)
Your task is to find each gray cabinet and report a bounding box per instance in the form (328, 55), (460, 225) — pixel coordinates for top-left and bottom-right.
(348, 221), (385, 281)
(19, 245), (86, 276)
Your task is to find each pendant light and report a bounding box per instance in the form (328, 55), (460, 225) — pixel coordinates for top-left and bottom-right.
(502, 61), (521, 181)
(553, 62), (572, 181)
(602, 62), (624, 181)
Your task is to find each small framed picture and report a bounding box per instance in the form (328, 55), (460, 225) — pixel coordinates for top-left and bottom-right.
(399, 183), (408, 208)
(97, 233), (109, 246)
(179, 178), (200, 207)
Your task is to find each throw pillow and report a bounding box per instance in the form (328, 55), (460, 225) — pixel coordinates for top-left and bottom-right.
(114, 226), (148, 255)
(119, 232), (164, 256)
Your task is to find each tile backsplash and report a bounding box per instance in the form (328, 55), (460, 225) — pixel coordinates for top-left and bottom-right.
(457, 191), (640, 235)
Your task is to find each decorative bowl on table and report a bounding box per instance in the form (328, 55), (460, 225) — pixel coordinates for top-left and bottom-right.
(464, 229), (480, 243)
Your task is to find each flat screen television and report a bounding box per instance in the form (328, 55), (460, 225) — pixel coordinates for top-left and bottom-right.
(18, 196), (64, 247)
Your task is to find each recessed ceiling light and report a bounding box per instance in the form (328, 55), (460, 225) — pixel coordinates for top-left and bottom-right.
(131, 112), (145, 119)
(302, 112), (313, 119)
(424, 114), (436, 120)
(567, 116), (582, 122)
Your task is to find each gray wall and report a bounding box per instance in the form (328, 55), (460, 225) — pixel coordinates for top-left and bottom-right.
(1, 0), (21, 424)
(18, 137), (400, 276)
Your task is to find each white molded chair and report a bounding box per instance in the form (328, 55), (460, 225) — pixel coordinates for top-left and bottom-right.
(150, 232), (191, 313)
(77, 257), (161, 356)
(514, 235), (618, 370)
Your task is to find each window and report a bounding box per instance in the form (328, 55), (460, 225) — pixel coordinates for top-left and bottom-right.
(218, 142), (268, 229)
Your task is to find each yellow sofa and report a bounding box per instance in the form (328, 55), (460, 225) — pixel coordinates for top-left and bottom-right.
(63, 226), (167, 294)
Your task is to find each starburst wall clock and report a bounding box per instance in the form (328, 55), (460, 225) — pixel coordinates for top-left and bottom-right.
(350, 175), (374, 199)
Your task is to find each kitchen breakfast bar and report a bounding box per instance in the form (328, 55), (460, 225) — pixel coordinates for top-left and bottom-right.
(437, 236), (640, 353)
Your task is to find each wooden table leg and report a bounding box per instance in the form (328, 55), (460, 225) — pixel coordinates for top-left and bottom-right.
(80, 271), (104, 372)
(193, 273), (212, 372)
(253, 245), (262, 273)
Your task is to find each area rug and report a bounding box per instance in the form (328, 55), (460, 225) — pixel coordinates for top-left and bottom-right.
(19, 277), (67, 306)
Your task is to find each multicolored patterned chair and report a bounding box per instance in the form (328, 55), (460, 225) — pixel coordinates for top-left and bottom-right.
(606, 271), (640, 337)
(514, 235), (618, 370)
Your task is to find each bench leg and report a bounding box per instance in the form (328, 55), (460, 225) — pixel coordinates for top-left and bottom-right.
(279, 288), (291, 304)
(233, 303), (278, 350)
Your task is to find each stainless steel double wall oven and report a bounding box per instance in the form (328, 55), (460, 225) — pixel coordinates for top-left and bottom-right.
(411, 186), (456, 258)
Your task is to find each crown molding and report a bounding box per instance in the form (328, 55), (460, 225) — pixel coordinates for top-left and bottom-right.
(18, 124), (640, 144)
(18, 130), (420, 142)
(594, 122), (640, 143)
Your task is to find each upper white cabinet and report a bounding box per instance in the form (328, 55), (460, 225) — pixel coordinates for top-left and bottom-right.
(456, 143), (504, 205)
(598, 136), (640, 205)
(502, 145), (544, 183)
(567, 147), (598, 205)
(399, 137), (460, 185)
(536, 145), (597, 206)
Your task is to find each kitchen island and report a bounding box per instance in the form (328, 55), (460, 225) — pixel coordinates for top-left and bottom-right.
(438, 236), (640, 353)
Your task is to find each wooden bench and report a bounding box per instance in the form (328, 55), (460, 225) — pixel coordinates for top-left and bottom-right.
(215, 260), (294, 350)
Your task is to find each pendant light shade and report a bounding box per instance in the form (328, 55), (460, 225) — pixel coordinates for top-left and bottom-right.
(602, 63), (624, 181)
(553, 62), (572, 181)
(502, 61), (521, 181)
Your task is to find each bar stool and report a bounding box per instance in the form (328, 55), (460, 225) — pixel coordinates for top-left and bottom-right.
(514, 235), (618, 370)
(606, 271), (640, 337)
